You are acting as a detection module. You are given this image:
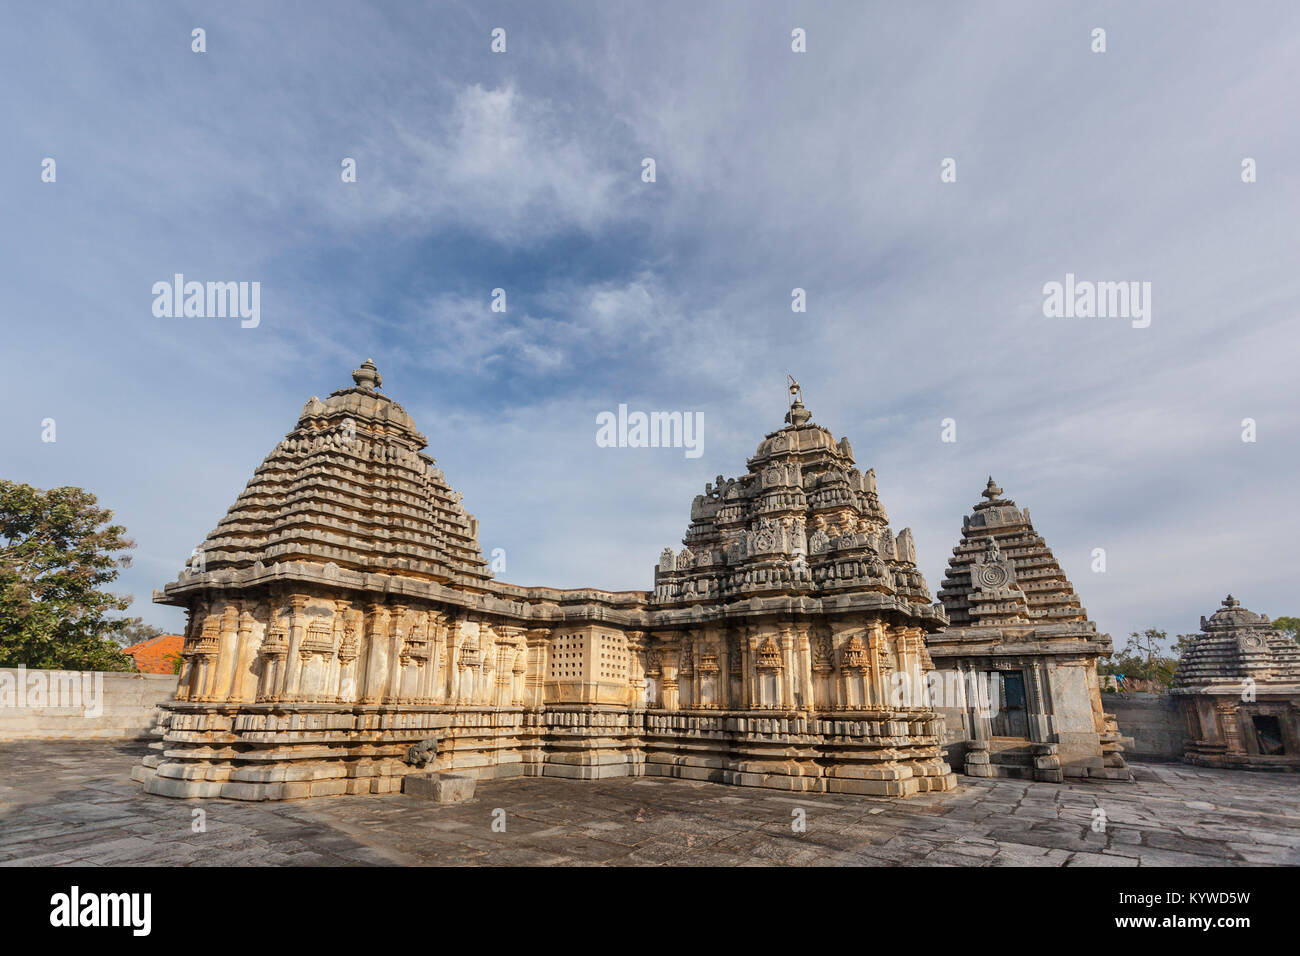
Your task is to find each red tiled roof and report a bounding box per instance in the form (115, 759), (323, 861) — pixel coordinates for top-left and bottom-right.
(123, 634), (184, 674)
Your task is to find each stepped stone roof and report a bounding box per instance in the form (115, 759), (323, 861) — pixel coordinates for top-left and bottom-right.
(652, 383), (943, 628)
(1173, 595), (1300, 691)
(152, 365), (936, 634)
(937, 478), (1089, 629)
(175, 359), (490, 593)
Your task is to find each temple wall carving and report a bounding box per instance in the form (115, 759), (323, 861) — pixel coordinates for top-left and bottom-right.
(133, 364), (966, 800)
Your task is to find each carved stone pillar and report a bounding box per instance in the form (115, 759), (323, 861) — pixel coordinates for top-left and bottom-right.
(194, 611), (221, 702)
(755, 634), (783, 708)
(419, 612), (446, 704)
(645, 647), (662, 708)
(698, 632), (720, 709)
(867, 622), (888, 709)
(445, 619), (463, 703)
(811, 631), (833, 711)
(893, 626), (912, 687)
(1218, 701), (1245, 755)
(282, 594), (309, 701)
(212, 599), (240, 702)
(729, 632), (745, 710)
(626, 631), (647, 708)
(386, 604), (408, 703)
(174, 601), (203, 701)
(495, 626), (524, 708)
(361, 601), (389, 704)
(524, 628), (549, 708)
(660, 642), (680, 711)
(794, 625), (812, 710)
(326, 599), (350, 702)
(841, 634), (870, 710)
(746, 629), (760, 708)
(336, 605), (361, 703)
(679, 632), (696, 709)
(1026, 659), (1050, 742)
(511, 638), (527, 707)
(256, 599), (289, 703)
(230, 605), (257, 702)
(779, 628), (796, 709)
(965, 662), (988, 741)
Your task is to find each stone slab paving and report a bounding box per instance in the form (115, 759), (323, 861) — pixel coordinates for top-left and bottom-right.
(1, 742), (1297, 867)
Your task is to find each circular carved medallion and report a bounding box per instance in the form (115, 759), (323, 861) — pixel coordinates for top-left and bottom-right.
(973, 563), (1012, 591)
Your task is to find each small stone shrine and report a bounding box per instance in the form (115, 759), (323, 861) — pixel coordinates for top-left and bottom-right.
(926, 479), (1131, 781)
(1172, 595), (1300, 770)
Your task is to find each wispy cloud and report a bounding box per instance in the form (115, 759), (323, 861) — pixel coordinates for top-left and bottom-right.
(3, 1), (1297, 646)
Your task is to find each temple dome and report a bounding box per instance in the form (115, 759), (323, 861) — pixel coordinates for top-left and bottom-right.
(751, 421), (847, 463)
(294, 358), (425, 447)
(750, 397), (855, 466)
(165, 360), (490, 597)
(1202, 594), (1266, 629)
(653, 385), (940, 628)
(1174, 596), (1300, 689)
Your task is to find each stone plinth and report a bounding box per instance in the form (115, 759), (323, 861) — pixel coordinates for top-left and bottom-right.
(403, 772), (476, 803)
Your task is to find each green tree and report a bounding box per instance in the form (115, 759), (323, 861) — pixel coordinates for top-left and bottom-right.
(1172, 632), (1199, 659)
(1126, 627), (1167, 664)
(1272, 616), (1300, 645)
(1099, 628), (1179, 689)
(0, 481), (137, 671)
(114, 616), (164, 649)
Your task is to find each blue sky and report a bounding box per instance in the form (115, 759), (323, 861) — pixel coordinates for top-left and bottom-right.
(4, 2), (1298, 648)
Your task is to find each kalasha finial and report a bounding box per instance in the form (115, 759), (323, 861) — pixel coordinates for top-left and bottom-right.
(982, 476), (1002, 500)
(1223, 594), (1240, 608)
(352, 358), (382, 390)
(784, 374), (811, 426)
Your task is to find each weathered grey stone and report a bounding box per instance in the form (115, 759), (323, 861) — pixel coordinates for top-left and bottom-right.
(402, 772), (475, 804)
(1171, 595), (1300, 772)
(927, 479), (1132, 783)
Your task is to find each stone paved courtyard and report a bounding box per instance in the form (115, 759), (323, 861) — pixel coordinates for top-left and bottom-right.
(1, 742), (1297, 866)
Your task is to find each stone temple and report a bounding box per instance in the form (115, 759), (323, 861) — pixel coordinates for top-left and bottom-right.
(927, 479), (1131, 782)
(1172, 595), (1300, 770)
(134, 364), (956, 800)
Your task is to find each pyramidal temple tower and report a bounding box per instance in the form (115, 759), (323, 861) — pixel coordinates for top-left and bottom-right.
(187, 357), (491, 592)
(1172, 595), (1300, 769)
(925, 478), (1131, 781)
(647, 379), (955, 795)
(134, 365), (954, 800)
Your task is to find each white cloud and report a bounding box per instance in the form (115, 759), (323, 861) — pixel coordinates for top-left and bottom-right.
(367, 82), (636, 241)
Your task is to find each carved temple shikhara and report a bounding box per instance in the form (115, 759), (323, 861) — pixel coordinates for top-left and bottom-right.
(928, 479), (1131, 781)
(1172, 596), (1300, 770)
(133, 362), (1128, 801)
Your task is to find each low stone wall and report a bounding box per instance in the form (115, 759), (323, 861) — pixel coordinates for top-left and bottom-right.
(1106, 692), (1186, 761)
(0, 667), (178, 741)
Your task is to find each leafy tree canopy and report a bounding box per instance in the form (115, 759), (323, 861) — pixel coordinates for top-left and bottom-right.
(114, 616), (164, 648)
(1098, 628), (1181, 689)
(1272, 615), (1300, 644)
(0, 481), (137, 671)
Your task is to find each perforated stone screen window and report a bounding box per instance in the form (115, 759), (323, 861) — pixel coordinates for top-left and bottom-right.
(598, 632), (629, 682)
(549, 632), (586, 680)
